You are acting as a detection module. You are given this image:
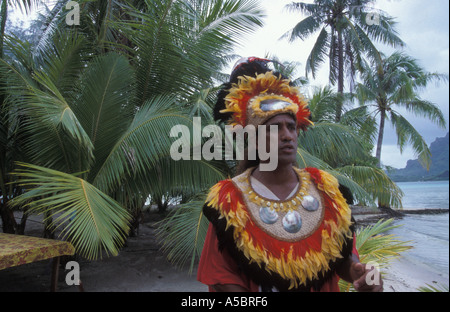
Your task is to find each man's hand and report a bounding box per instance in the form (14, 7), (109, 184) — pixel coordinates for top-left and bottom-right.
(350, 262), (383, 292)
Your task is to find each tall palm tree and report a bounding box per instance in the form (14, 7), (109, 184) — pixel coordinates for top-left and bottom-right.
(297, 85), (403, 208)
(356, 51), (447, 169)
(282, 0), (404, 121)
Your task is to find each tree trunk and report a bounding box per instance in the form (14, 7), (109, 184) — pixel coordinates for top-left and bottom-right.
(43, 211), (55, 239)
(0, 0), (7, 60)
(156, 196), (168, 214)
(335, 29), (344, 122)
(0, 203), (16, 234)
(16, 210), (28, 235)
(375, 107), (390, 209)
(375, 108), (386, 168)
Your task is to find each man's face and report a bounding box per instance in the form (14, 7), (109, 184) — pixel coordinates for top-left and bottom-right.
(260, 114), (298, 168)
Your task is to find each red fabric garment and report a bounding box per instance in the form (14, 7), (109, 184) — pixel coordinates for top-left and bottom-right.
(197, 224), (360, 292)
(197, 224), (259, 292)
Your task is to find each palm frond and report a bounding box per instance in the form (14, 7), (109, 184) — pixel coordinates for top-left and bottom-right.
(305, 27), (329, 79)
(187, 88), (216, 122)
(115, 0), (264, 105)
(35, 29), (89, 96)
(356, 11), (405, 48)
(401, 98), (447, 129)
(282, 14), (324, 42)
(308, 85), (341, 122)
(18, 73), (94, 172)
(91, 94), (192, 193)
(339, 218), (413, 291)
(327, 168), (376, 207)
(298, 122), (367, 167)
(31, 1), (67, 64)
(296, 147), (332, 170)
(195, 0), (265, 42)
(0, 39), (37, 94)
(7, 0), (42, 15)
(138, 156), (227, 201)
(284, 2), (322, 16)
(335, 165), (403, 208)
(10, 162), (131, 260)
(389, 111), (432, 170)
(74, 52), (135, 176)
(340, 106), (378, 146)
(156, 197), (209, 274)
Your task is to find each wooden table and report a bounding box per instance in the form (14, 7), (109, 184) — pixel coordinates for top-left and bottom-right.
(0, 233), (75, 291)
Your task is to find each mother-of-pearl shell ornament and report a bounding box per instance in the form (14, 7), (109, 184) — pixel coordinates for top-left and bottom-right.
(302, 195), (319, 212)
(282, 211), (302, 233)
(259, 206), (279, 224)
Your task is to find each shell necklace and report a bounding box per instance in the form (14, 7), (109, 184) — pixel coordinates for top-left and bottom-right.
(245, 167), (320, 234)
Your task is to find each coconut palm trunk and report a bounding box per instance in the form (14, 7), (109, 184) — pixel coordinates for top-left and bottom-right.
(375, 106), (386, 168)
(336, 29), (344, 122)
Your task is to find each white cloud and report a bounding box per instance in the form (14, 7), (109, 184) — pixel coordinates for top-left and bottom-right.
(378, 144), (416, 169)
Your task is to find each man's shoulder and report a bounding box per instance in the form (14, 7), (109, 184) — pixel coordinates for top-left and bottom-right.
(299, 167), (339, 187)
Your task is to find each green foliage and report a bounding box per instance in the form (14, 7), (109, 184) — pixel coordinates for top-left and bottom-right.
(10, 162), (132, 260)
(339, 219), (413, 292)
(282, 0), (404, 123)
(156, 197), (209, 274)
(357, 51), (448, 168)
(1, 0), (264, 259)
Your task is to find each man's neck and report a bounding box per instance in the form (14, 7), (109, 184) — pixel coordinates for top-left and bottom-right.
(252, 163), (297, 187)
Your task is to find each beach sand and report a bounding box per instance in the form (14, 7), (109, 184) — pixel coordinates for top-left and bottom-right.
(353, 211), (449, 292)
(0, 211), (448, 292)
(383, 256), (449, 292)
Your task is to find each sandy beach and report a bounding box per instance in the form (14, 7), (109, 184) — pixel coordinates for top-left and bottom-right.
(0, 210), (448, 292)
(383, 256), (448, 292)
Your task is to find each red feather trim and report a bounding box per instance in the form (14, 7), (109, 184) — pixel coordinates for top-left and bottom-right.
(215, 180), (246, 215)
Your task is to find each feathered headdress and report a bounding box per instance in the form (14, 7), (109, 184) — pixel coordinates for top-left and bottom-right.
(220, 71), (312, 130)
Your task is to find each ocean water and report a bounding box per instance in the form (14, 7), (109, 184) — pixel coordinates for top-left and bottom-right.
(387, 181), (449, 279)
(398, 180), (449, 210)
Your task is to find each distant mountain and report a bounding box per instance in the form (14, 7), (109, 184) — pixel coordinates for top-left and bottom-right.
(386, 132), (449, 182)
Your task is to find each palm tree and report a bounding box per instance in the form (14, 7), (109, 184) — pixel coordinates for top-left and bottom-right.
(282, 0), (404, 121)
(356, 51), (448, 169)
(0, 0), (265, 259)
(297, 85), (403, 208)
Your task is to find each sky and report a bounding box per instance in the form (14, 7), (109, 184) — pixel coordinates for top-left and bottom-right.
(10, 0), (449, 168)
(231, 0), (449, 169)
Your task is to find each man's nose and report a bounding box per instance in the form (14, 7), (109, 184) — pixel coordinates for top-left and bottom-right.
(279, 125), (293, 141)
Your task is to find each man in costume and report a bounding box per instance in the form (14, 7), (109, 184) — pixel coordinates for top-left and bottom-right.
(197, 57), (383, 292)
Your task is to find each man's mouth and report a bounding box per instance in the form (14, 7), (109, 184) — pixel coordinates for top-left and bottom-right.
(280, 144), (295, 152)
